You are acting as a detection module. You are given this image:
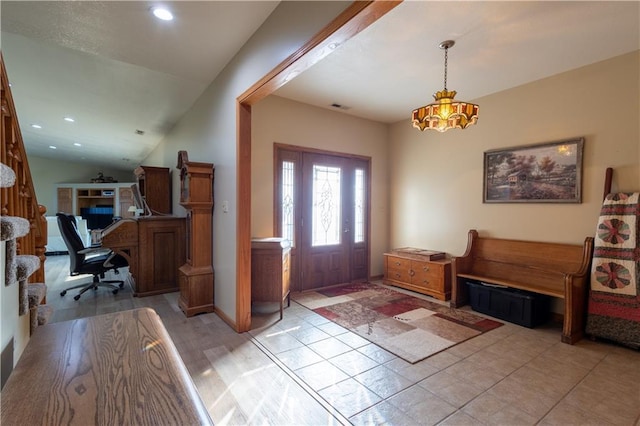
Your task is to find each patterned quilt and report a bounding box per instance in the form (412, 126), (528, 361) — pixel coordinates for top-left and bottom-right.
(585, 192), (640, 349)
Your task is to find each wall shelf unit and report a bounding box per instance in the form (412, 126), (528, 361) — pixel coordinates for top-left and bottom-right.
(56, 183), (136, 229)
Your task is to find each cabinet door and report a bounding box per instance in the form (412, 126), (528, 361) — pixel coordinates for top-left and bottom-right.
(385, 255), (411, 283)
(282, 249), (291, 298)
(138, 218), (185, 295)
(57, 187), (73, 214)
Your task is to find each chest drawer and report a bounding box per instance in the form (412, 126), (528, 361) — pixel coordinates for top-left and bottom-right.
(385, 255), (411, 282)
(386, 255), (411, 271)
(383, 250), (452, 301)
(412, 262), (444, 290)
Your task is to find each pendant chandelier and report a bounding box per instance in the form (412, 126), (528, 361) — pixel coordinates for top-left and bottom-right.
(412, 40), (479, 132)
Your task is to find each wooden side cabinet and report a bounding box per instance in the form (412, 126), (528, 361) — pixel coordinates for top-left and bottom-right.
(251, 238), (291, 319)
(383, 249), (452, 301)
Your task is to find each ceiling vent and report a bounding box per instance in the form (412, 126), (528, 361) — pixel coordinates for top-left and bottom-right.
(330, 103), (351, 111)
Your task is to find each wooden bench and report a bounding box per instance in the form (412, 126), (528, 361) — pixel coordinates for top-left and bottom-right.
(1, 308), (213, 425)
(451, 229), (594, 344)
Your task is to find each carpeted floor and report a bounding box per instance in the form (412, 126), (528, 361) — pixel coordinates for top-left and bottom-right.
(293, 282), (502, 363)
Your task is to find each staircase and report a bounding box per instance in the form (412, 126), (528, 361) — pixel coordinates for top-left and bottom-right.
(1, 166), (53, 332)
(1, 52), (52, 384)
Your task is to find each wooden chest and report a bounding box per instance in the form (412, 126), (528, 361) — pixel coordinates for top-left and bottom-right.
(383, 248), (451, 301)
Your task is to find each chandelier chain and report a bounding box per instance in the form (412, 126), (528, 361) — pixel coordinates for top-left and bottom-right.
(443, 46), (448, 91)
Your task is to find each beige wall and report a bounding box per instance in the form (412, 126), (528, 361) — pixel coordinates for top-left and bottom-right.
(143, 2), (350, 322)
(251, 95), (389, 277)
(29, 155), (133, 216)
(388, 51), (639, 257)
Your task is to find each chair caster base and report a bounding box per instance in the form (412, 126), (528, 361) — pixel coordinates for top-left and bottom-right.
(73, 295), (81, 301)
(119, 283), (125, 289)
(60, 290), (67, 297)
(112, 289), (119, 295)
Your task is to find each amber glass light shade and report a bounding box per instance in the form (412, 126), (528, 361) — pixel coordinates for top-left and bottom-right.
(412, 89), (479, 132)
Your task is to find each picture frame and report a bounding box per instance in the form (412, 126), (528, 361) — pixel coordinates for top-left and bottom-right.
(483, 137), (584, 203)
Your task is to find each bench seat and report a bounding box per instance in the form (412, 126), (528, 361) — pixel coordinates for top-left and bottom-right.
(452, 230), (593, 344)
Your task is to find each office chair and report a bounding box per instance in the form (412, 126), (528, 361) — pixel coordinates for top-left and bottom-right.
(56, 213), (128, 300)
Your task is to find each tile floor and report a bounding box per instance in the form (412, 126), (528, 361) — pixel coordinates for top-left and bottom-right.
(44, 255), (640, 425)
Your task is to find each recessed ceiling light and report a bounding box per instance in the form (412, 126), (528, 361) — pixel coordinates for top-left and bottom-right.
(152, 7), (173, 21)
(31, 124), (42, 129)
(64, 117), (75, 122)
(49, 145), (57, 149)
(73, 143), (82, 147)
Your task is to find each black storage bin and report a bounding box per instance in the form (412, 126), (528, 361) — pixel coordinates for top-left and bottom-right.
(467, 280), (550, 328)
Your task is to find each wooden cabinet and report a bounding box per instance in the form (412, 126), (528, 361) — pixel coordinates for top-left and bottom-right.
(383, 249), (451, 301)
(134, 166), (171, 215)
(176, 151), (214, 317)
(251, 238), (291, 319)
(57, 187), (72, 214)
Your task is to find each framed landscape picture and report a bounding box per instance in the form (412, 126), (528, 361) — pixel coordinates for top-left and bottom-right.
(483, 138), (584, 203)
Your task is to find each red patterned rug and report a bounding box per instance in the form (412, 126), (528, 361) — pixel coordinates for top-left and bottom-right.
(292, 282), (502, 363)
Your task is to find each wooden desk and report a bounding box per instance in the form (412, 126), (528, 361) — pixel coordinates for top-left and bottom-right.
(1, 308), (212, 425)
(101, 216), (186, 296)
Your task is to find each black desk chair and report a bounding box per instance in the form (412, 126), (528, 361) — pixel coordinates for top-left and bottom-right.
(56, 213), (128, 300)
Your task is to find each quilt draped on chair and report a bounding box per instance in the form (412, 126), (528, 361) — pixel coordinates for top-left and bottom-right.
(585, 192), (640, 349)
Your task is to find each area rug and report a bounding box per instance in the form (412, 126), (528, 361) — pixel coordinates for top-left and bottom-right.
(292, 282), (502, 364)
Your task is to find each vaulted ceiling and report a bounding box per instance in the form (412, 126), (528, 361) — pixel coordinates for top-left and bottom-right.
(2, 1), (638, 170)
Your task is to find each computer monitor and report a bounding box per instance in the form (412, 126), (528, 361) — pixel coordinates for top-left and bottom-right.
(130, 183), (151, 216)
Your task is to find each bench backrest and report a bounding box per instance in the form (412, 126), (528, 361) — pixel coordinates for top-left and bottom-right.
(456, 230), (594, 291)
(472, 237), (587, 275)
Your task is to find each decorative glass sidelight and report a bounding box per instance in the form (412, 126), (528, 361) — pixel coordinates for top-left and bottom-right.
(281, 161), (295, 247)
(354, 168), (364, 243)
(312, 164), (341, 246)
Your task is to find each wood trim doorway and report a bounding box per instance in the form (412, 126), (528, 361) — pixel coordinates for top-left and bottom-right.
(235, 1), (401, 332)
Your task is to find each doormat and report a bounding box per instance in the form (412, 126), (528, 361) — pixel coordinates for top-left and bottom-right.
(292, 282), (502, 364)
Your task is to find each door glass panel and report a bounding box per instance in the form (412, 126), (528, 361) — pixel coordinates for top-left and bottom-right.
(312, 164), (341, 246)
(354, 168), (364, 243)
(281, 160), (295, 247)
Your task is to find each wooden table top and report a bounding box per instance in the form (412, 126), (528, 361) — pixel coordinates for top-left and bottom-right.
(1, 308), (212, 425)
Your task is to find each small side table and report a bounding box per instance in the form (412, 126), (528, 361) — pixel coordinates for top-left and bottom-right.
(251, 237), (291, 319)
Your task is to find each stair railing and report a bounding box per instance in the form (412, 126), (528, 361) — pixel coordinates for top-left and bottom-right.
(1, 53), (47, 284)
